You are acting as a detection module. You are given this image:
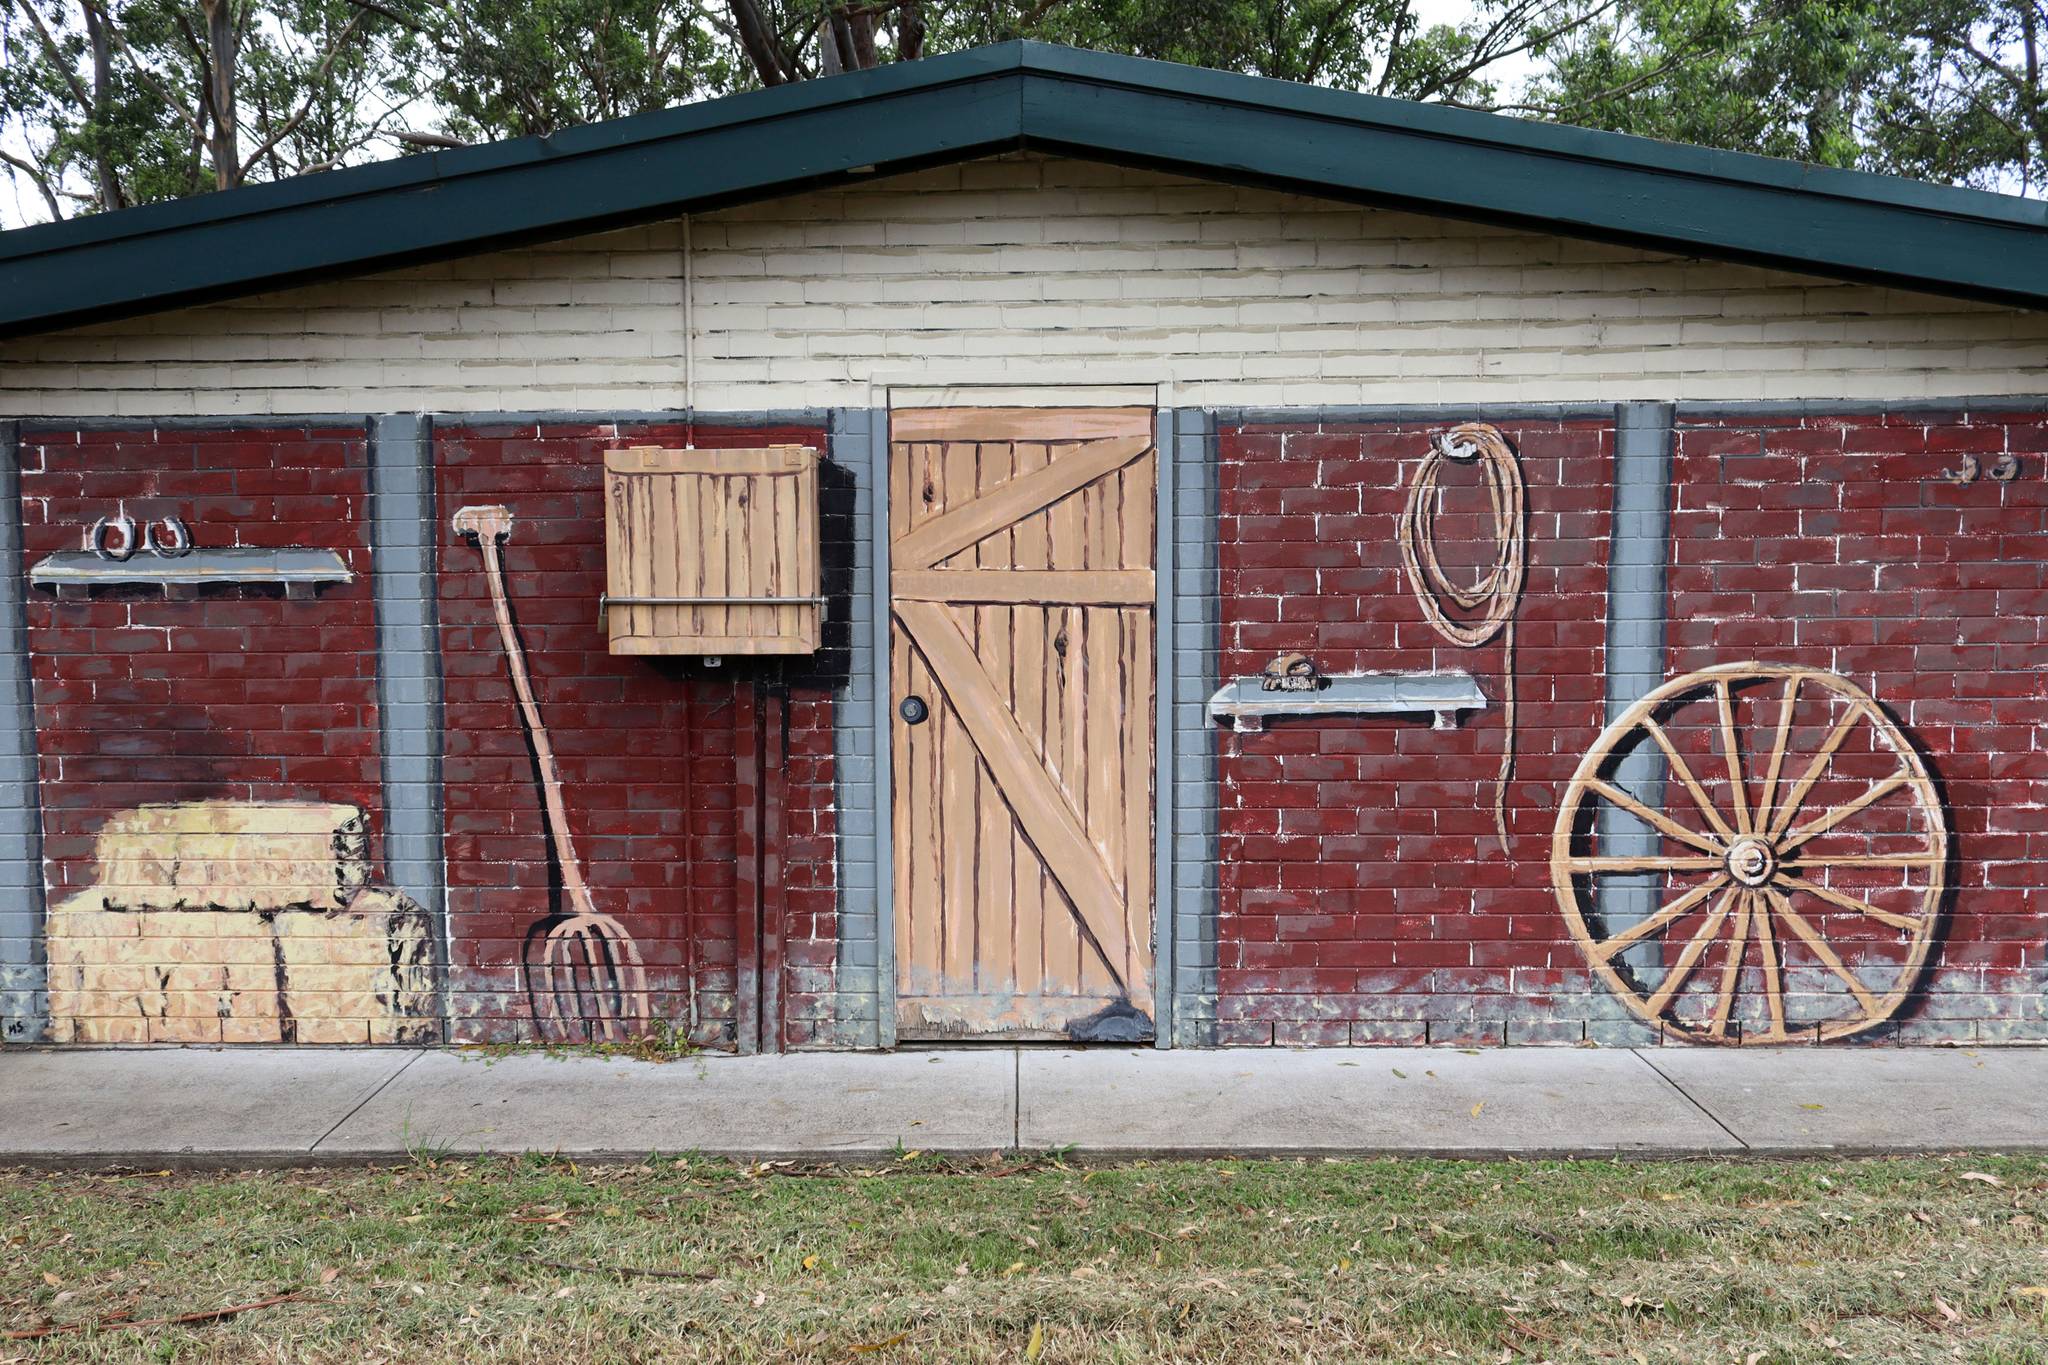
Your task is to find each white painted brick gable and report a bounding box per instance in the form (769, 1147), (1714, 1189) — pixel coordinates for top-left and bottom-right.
(4, 153), (2045, 416)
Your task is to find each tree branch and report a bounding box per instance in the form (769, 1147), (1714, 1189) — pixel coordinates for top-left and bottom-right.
(0, 146), (66, 220)
(237, 9), (370, 177)
(9, 0), (95, 110)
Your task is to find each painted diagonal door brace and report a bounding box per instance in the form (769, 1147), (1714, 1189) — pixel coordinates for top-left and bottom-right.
(893, 597), (1131, 993)
(891, 568), (1154, 605)
(893, 435), (1153, 571)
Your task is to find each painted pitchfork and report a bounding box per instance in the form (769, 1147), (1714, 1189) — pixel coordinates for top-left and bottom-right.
(454, 504), (650, 1042)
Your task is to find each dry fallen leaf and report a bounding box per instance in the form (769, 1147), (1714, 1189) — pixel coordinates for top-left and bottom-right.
(801, 1255), (819, 1272)
(849, 1332), (908, 1354)
(1960, 1172), (2005, 1188)
(2013, 1286), (2048, 1299)
(1799, 1103), (1825, 1111)
(1471, 1102), (1486, 1119)
(40, 1273), (59, 1288)
(1024, 1322), (1046, 1361)
(1934, 1295), (1961, 1323)
(319, 1267), (341, 1286)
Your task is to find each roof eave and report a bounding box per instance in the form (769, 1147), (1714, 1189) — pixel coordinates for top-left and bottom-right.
(2, 41), (2045, 338)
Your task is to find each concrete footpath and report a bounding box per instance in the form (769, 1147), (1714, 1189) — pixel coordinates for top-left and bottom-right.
(4, 1045), (2047, 1166)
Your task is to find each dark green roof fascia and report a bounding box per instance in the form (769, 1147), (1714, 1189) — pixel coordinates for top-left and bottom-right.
(0, 47), (1031, 336)
(1015, 64), (2048, 309)
(3, 39), (2047, 338)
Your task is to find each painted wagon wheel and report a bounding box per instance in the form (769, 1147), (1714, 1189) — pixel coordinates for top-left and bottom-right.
(1551, 663), (1946, 1044)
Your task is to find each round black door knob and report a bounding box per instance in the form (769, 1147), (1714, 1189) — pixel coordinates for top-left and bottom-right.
(899, 695), (929, 725)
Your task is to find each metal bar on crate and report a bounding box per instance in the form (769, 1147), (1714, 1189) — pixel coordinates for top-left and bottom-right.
(596, 592), (827, 630)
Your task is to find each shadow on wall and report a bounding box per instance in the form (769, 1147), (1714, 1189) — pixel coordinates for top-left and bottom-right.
(45, 800), (437, 1044)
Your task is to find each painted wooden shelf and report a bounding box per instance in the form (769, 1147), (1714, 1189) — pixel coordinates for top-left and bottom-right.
(1208, 670), (1487, 733)
(31, 548), (353, 600)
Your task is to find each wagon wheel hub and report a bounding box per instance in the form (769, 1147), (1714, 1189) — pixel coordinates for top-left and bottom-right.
(1724, 836), (1777, 888)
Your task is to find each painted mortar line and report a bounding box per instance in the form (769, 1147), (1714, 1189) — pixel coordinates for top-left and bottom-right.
(1629, 1050), (1750, 1150)
(310, 1050), (425, 1154)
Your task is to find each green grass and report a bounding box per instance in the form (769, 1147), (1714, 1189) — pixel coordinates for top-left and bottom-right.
(4, 1153), (2047, 1361)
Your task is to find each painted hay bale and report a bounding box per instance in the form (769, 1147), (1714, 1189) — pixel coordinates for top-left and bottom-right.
(44, 886), (437, 1045)
(90, 800), (370, 912)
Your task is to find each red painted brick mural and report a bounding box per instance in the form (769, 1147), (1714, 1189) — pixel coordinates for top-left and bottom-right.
(19, 427), (409, 1043)
(9, 405), (2045, 1050)
(1211, 410), (2048, 1046)
(1214, 419), (1617, 1045)
(434, 422), (837, 1047)
(1663, 412), (2048, 1043)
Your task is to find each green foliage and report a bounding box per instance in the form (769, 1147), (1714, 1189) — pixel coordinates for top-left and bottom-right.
(416, 0), (740, 139)
(1534, 0), (2047, 190)
(1, 0), (417, 219)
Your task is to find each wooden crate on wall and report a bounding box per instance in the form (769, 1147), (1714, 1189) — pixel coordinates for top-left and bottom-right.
(602, 445), (821, 655)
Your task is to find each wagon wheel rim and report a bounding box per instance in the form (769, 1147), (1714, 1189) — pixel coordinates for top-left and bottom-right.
(1551, 663), (1946, 1044)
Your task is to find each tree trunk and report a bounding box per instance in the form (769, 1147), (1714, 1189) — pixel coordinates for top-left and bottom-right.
(78, 0), (127, 210)
(201, 0), (240, 189)
(729, 0), (796, 85)
(897, 0), (926, 61)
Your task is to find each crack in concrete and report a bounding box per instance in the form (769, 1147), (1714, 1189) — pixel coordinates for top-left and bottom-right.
(310, 1051), (423, 1154)
(1631, 1049), (1749, 1149)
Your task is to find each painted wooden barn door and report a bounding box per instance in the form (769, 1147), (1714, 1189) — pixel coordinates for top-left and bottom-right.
(889, 407), (1158, 1041)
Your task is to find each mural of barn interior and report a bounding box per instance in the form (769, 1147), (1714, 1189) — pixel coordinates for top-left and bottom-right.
(2, 51), (2045, 1053)
(1, 400), (2040, 1051)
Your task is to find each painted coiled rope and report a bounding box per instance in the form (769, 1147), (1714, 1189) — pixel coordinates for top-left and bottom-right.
(1398, 422), (1528, 854)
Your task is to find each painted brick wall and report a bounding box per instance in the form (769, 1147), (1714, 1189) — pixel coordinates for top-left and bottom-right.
(780, 694), (841, 1049)
(1214, 419), (1619, 1045)
(21, 427), (384, 895)
(1667, 410), (2048, 1043)
(19, 427), (397, 1043)
(7, 156), (2047, 417)
(433, 421), (836, 1046)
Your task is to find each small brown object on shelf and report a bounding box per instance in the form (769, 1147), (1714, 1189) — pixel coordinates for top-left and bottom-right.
(1261, 652), (1322, 692)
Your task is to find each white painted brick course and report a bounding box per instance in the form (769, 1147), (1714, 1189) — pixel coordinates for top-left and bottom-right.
(4, 152), (2046, 416)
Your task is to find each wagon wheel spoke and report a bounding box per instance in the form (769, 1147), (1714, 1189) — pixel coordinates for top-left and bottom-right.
(1585, 777), (1724, 855)
(1753, 889), (1788, 1039)
(1776, 769), (1912, 856)
(1566, 855), (1726, 874)
(1706, 890), (1754, 1039)
(1763, 885), (1880, 1018)
(1775, 873), (1925, 933)
(1639, 716), (1738, 842)
(1645, 883), (1742, 1016)
(1783, 853), (1940, 870)
(1589, 873), (1731, 963)
(1766, 705), (1866, 839)
(1754, 675), (1799, 832)
(1715, 679), (1754, 836)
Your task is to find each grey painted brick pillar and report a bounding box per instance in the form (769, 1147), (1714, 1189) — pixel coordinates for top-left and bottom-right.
(1166, 408), (1220, 1048)
(1598, 402), (1676, 977)
(0, 422), (44, 1043)
(367, 415), (447, 1029)
(831, 408), (884, 1048)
